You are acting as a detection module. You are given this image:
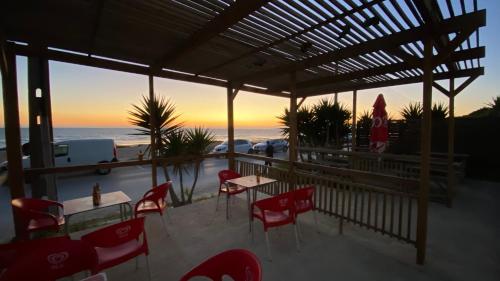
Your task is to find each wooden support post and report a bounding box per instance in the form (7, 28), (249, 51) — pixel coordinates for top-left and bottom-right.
(227, 83), (235, 170)
(334, 92), (338, 105)
(289, 73), (298, 190)
(148, 75), (157, 187)
(351, 90), (357, 150)
(1, 42), (25, 237)
(28, 54), (57, 200)
(416, 36), (433, 265)
(447, 79), (455, 208)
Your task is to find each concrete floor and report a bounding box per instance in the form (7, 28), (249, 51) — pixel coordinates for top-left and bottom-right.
(68, 179), (500, 281)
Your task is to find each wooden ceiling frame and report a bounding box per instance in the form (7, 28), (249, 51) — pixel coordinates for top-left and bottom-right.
(232, 9), (485, 87)
(2, 1), (485, 99)
(10, 42), (290, 99)
(268, 47), (484, 92)
(195, 0), (384, 76)
(299, 67), (484, 98)
(151, 0), (271, 73)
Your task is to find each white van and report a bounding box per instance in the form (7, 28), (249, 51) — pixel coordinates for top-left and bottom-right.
(20, 139), (118, 175)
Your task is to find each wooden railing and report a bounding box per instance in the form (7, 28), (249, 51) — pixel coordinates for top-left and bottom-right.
(298, 147), (468, 204)
(234, 155), (418, 244)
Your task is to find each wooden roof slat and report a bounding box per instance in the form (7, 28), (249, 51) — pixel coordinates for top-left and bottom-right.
(152, 0), (271, 71)
(328, 0), (405, 71)
(196, 0), (382, 76)
(301, 67), (484, 97)
(271, 46), (484, 92)
(232, 9), (486, 84)
(3, 0), (485, 96)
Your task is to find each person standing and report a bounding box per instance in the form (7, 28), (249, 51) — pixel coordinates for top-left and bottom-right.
(265, 140), (274, 166)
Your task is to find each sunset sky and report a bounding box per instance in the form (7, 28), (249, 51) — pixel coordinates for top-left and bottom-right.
(1, 1), (499, 129)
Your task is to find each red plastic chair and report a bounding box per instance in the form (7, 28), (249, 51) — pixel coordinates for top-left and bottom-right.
(81, 217), (150, 280)
(0, 236), (96, 281)
(0, 236), (71, 272)
(251, 192), (300, 260)
(216, 170), (246, 219)
(179, 249), (262, 281)
(11, 198), (65, 240)
(135, 182), (171, 235)
(293, 186), (318, 235)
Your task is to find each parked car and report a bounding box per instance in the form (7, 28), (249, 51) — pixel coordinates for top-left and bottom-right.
(1, 139), (118, 175)
(212, 139), (254, 154)
(252, 139), (288, 153)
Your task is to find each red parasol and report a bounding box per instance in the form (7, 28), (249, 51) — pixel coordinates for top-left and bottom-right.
(370, 94), (388, 153)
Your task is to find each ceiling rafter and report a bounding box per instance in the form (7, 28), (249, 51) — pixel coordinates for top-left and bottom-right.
(270, 47), (484, 92)
(195, 0), (383, 76)
(232, 9), (486, 85)
(151, 0), (271, 72)
(300, 67), (484, 98)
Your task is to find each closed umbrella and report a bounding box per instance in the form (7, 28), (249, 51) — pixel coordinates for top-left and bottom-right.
(370, 94), (388, 153)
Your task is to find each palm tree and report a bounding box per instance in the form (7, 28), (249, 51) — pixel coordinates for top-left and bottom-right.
(185, 127), (215, 203)
(400, 102), (423, 121)
(128, 95), (182, 157)
(432, 103), (448, 120)
(312, 99), (351, 147)
(277, 106), (317, 146)
(160, 127), (215, 206)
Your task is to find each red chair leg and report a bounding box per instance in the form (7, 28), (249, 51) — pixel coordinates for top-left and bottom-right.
(264, 230), (272, 261)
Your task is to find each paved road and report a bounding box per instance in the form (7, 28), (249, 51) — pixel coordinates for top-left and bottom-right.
(0, 151), (288, 241)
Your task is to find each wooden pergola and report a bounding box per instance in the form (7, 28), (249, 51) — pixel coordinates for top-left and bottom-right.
(0, 0), (485, 265)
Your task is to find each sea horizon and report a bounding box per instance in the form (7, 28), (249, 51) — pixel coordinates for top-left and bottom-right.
(0, 127), (284, 148)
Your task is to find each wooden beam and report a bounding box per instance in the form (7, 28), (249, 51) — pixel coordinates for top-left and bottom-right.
(455, 74), (480, 96)
(289, 73), (298, 190)
(28, 54), (57, 200)
(447, 78), (455, 208)
(196, 0), (383, 76)
(153, 0), (271, 71)
(289, 73), (298, 163)
(297, 97), (306, 108)
(417, 35), (433, 265)
(1, 42), (25, 237)
(11, 43), (289, 98)
(352, 90), (357, 149)
(227, 83), (235, 170)
(432, 27), (479, 67)
(300, 67), (484, 98)
(231, 87), (240, 101)
(233, 10), (486, 84)
(149, 75), (157, 187)
(87, 0), (105, 55)
(270, 47), (484, 93)
(290, 47), (484, 91)
(414, 0), (459, 72)
(432, 82), (449, 97)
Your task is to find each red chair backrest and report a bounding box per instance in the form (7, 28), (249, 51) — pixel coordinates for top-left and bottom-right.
(218, 170), (241, 186)
(0, 236), (71, 270)
(81, 217), (147, 251)
(294, 186), (315, 201)
(253, 192), (294, 213)
(0, 237), (96, 281)
(11, 198), (62, 233)
(180, 249), (262, 281)
(144, 182), (171, 205)
(11, 198), (60, 211)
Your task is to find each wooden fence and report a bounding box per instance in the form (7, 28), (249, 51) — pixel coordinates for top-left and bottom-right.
(298, 147), (468, 204)
(235, 156), (418, 244)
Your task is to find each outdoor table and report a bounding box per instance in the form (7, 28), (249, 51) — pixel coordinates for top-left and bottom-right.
(225, 175), (277, 231)
(63, 191), (132, 234)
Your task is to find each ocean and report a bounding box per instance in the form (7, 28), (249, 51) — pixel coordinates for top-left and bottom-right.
(0, 127), (284, 148)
